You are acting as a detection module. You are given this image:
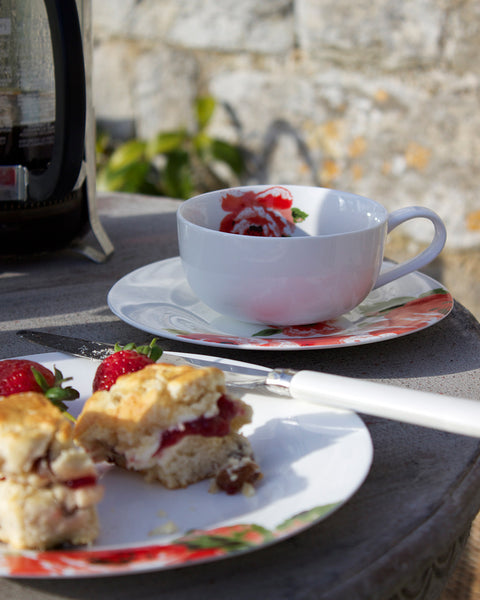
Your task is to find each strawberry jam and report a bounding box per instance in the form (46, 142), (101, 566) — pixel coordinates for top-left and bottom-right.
(63, 475), (97, 489)
(156, 395), (240, 453)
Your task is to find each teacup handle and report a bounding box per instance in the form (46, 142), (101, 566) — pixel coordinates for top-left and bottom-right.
(373, 206), (447, 289)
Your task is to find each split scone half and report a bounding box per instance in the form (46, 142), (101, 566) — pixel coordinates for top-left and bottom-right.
(0, 392), (103, 550)
(74, 363), (262, 494)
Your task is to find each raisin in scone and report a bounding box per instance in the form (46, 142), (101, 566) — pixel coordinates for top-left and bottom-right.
(0, 392), (103, 550)
(74, 363), (262, 493)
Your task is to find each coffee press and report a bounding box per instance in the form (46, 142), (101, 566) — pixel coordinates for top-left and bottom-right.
(0, 0), (113, 261)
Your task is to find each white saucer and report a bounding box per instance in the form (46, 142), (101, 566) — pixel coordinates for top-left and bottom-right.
(107, 257), (453, 350)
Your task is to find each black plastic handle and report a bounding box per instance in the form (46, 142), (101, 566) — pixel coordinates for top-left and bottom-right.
(29, 0), (86, 202)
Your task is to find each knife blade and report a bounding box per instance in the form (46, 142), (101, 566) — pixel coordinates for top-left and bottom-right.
(16, 329), (480, 438)
(16, 330), (272, 386)
(18, 330), (116, 361)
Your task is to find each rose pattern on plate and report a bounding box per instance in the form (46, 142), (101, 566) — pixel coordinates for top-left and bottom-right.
(168, 288), (453, 349)
(0, 503), (340, 576)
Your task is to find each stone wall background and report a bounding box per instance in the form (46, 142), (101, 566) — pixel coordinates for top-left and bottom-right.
(91, 0), (480, 319)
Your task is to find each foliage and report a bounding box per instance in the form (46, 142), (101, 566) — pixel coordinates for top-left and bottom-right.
(96, 96), (246, 199)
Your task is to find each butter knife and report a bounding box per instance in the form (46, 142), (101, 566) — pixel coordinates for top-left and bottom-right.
(16, 329), (480, 438)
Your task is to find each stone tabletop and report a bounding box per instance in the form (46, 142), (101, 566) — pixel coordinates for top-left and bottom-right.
(2, 192), (480, 600)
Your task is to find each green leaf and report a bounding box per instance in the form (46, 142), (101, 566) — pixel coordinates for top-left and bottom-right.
(95, 131), (111, 156)
(147, 130), (188, 157)
(32, 368), (50, 392)
(108, 140), (147, 169)
(163, 151), (195, 199)
(134, 338), (163, 362)
(182, 524), (273, 551)
(360, 297), (414, 316)
(193, 131), (212, 156)
(424, 287), (448, 296)
(252, 328), (283, 337)
(44, 387), (73, 403)
(211, 139), (245, 175)
(291, 207), (309, 223)
(195, 96), (216, 130)
(183, 534), (249, 552)
(100, 160), (151, 193)
(121, 343), (136, 351)
(276, 503), (340, 533)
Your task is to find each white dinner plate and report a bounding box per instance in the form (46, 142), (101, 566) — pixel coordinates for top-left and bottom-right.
(0, 352), (373, 578)
(107, 256), (453, 350)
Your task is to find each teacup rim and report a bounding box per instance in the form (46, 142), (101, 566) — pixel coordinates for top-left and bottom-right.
(177, 184), (388, 240)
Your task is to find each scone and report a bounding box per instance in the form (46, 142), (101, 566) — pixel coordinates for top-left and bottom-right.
(0, 392), (103, 550)
(74, 363), (262, 493)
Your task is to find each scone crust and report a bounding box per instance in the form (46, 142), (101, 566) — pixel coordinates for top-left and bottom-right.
(0, 392), (72, 476)
(0, 391), (71, 439)
(74, 363), (227, 443)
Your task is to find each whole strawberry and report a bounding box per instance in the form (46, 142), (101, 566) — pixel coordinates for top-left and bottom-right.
(0, 359), (79, 417)
(92, 339), (163, 392)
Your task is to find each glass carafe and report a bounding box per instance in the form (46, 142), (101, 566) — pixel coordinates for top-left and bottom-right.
(0, 0), (112, 260)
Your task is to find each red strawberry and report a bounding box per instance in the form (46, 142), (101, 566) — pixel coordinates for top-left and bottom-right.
(0, 359), (79, 418)
(92, 339), (163, 392)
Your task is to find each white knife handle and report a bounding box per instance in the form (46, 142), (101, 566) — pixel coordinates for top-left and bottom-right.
(266, 369), (480, 438)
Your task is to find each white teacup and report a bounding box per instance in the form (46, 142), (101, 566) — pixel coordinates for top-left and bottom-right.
(177, 185), (446, 326)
